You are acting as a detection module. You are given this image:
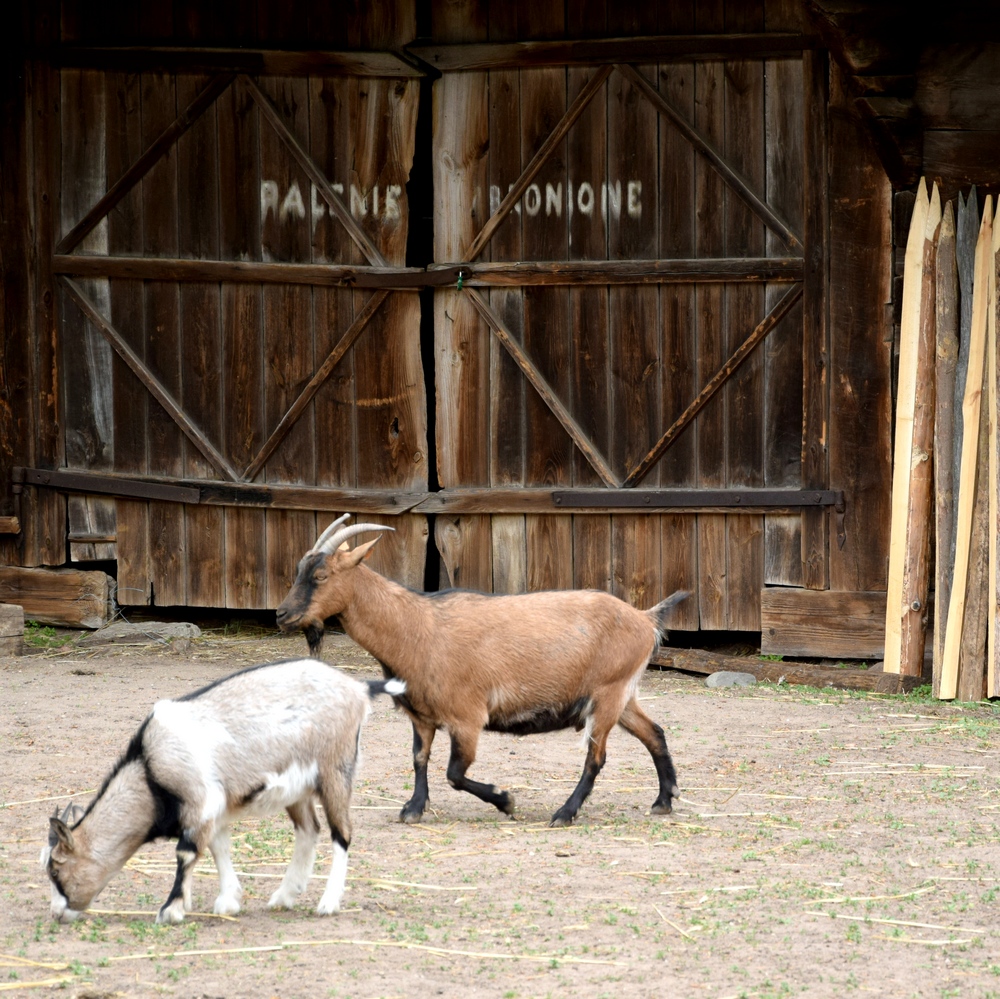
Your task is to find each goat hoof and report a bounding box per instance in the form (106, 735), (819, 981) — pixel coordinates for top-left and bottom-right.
(214, 896), (242, 916)
(548, 813), (575, 828)
(498, 792), (516, 816)
(651, 801), (673, 815)
(156, 901), (186, 925)
(400, 808), (424, 824)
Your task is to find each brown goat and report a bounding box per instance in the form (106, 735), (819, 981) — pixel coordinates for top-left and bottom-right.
(275, 517), (689, 827)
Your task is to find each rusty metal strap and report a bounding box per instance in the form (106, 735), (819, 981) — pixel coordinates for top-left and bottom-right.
(552, 489), (845, 509)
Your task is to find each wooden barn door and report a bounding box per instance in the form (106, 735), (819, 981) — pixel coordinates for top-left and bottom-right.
(48, 59), (427, 608)
(426, 2), (829, 630)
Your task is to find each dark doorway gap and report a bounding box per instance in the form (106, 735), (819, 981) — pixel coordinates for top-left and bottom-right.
(404, 15), (441, 592)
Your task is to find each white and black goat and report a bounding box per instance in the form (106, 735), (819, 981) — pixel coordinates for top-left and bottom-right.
(41, 658), (402, 924)
(275, 515), (688, 827)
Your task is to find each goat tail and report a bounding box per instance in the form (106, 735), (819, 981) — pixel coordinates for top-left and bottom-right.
(645, 589), (691, 640)
(365, 677), (406, 700)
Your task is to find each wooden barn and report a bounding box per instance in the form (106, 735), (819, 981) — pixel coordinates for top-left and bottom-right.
(1, 0), (998, 677)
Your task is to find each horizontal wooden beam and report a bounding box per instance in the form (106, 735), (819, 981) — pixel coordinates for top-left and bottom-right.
(438, 257), (804, 285)
(652, 646), (923, 693)
(409, 33), (818, 71)
(18, 470), (849, 517)
(18, 467), (424, 514)
(760, 588), (894, 660)
(45, 46), (424, 77)
(53, 255), (804, 288)
(552, 488), (842, 509)
(0, 566), (113, 630)
(53, 254), (445, 288)
(0, 516), (19, 534)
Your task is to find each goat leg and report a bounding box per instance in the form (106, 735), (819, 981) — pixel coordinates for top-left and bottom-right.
(617, 698), (679, 814)
(268, 798), (320, 910)
(158, 830), (201, 924)
(550, 728), (609, 827)
(400, 719), (436, 823)
(445, 731), (515, 817)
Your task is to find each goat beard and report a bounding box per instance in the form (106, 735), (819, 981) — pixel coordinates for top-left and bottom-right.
(304, 622), (325, 657)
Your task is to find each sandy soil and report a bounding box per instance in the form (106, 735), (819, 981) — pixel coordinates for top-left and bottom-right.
(2, 626), (999, 999)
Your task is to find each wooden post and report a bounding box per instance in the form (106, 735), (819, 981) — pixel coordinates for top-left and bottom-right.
(884, 178), (930, 674)
(941, 196), (994, 699)
(989, 213), (1000, 698)
(933, 202), (958, 689)
(898, 186), (941, 676)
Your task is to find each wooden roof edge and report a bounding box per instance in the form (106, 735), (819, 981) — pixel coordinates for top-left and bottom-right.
(34, 45), (425, 77)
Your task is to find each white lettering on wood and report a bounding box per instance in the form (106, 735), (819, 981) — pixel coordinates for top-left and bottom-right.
(545, 182), (562, 217)
(627, 180), (642, 219)
(524, 183), (542, 217)
(261, 180), (279, 222)
(280, 181), (306, 222)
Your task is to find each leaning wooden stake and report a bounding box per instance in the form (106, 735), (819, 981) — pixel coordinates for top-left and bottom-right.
(898, 185), (941, 676)
(933, 201), (958, 687)
(989, 214), (1000, 699)
(884, 178), (930, 674)
(941, 196), (994, 699)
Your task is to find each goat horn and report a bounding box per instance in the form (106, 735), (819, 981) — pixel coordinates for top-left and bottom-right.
(320, 522), (395, 554)
(308, 513), (352, 554)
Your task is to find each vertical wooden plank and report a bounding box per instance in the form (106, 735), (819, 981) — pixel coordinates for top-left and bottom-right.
(60, 68), (116, 563)
(138, 69), (187, 606)
(0, 8), (39, 567)
(800, 47), (829, 591)
(349, 67), (426, 590)
(521, 10), (573, 592)
(827, 63), (892, 595)
(722, 0), (765, 629)
(487, 7), (527, 594)
(257, 73), (317, 607)
(432, 4), (491, 590)
(27, 8), (66, 567)
(106, 68), (150, 605)
(933, 202), (958, 687)
(219, 77), (267, 608)
(309, 75), (357, 497)
(568, 0), (612, 594)
(654, 0), (699, 626)
(607, 47), (661, 607)
(176, 72), (225, 607)
(694, 0), (727, 629)
(763, 0), (805, 588)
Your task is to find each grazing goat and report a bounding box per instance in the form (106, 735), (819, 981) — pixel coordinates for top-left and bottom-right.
(41, 658), (402, 924)
(275, 516), (688, 827)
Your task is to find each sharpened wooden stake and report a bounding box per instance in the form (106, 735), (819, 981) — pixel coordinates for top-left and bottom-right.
(989, 213), (1000, 698)
(884, 179), (930, 673)
(898, 184), (942, 677)
(941, 196), (994, 699)
(933, 201), (958, 687)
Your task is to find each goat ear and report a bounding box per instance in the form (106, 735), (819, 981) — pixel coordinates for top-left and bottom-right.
(49, 817), (76, 854)
(346, 536), (381, 565)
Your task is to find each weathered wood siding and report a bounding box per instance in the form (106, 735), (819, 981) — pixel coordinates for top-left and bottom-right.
(431, 0), (853, 629)
(47, 0), (427, 607)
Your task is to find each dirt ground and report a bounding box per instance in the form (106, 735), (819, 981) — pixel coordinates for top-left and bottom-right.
(2, 625), (999, 999)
